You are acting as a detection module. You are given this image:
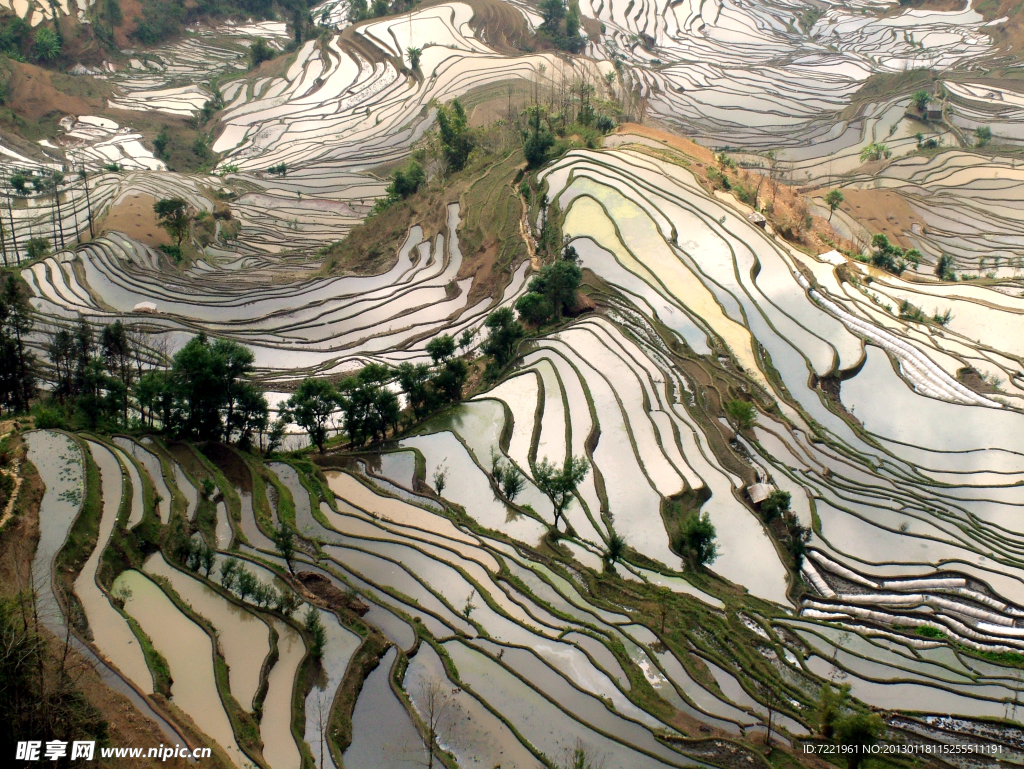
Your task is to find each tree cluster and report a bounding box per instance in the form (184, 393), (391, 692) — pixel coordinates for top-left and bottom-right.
(816, 683), (886, 769)
(284, 364), (400, 453)
(135, 332), (271, 446)
(397, 334), (470, 421)
(538, 0), (585, 53)
(373, 159), (425, 214)
(45, 319), (143, 430)
(758, 489), (810, 569)
(219, 557), (299, 614)
(521, 88), (615, 170)
(436, 99), (474, 173)
(515, 245), (582, 326)
(0, 274), (34, 415)
(0, 16), (61, 63)
(870, 233), (920, 275)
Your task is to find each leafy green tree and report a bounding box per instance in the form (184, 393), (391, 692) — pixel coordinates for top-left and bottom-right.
(406, 46), (422, 69)
(135, 369), (171, 428)
(500, 464), (525, 500)
(870, 233), (920, 275)
(249, 38), (274, 69)
(976, 125), (992, 146)
(859, 142), (890, 163)
(220, 558), (239, 591)
(724, 399), (756, 431)
(910, 89), (930, 112)
(274, 526), (295, 573)
(336, 364), (399, 446)
(677, 511), (718, 567)
(816, 682), (851, 739)
(105, 0), (123, 30)
(386, 160), (425, 200)
(529, 259), (581, 320)
(25, 237), (51, 260)
(825, 189), (844, 221)
(0, 274), (36, 414)
(236, 568), (258, 602)
(153, 198), (191, 247)
(523, 106), (555, 169)
(604, 532), (626, 570)
(481, 307), (525, 371)
(514, 292), (552, 326)
(32, 27), (60, 62)
(305, 606), (326, 659)
(437, 99), (473, 173)
(426, 334), (456, 363)
(285, 377), (338, 453)
(9, 173), (27, 194)
(531, 454), (590, 529)
(397, 362), (432, 419)
(835, 712), (886, 769)
(935, 253), (955, 281)
(760, 489), (791, 523)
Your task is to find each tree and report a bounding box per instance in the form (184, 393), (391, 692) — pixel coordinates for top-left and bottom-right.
(274, 526), (295, 573)
(481, 308), (525, 371)
(432, 465), (448, 496)
(9, 173), (28, 195)
(398, 362), (433, 419)
(220, 558), (240, 591)
(304, 606), (326, 659)
(236, 568), (258, 602)
(286, 378), (338, 453)
(385, 160), (425, 201)
(835, 712), (885, 769)
(677, 511), (718, 567)
(436, 99), (473, 173)
(32, 27), (60, 62)
(426, 334), (456, 363)
(0, 274), (36, 413)
(514, 291), (553, 327)
(105, 0), (123, 30)
(910, 89), (930, 112)
(500, 464), (525, 500)
(523, 106), (555, 169)
(760, 489), (791, 523)
(870, 233), (919, 275)
(935, 253), (955, 281)
(249, 38), (274, 69)
(604, 532), (626, 570)
(152, 127), (171, 160)
(816, 682), (851, 739)
(859, 142), (890, 163)
(25, 237), (50, 260)
(406, 46), (422, 70)
(724, 399), (757, 431)
(153, 198), (191, 247)
(531, 454), (590, 529)
(825, 189), (844, 222)
(976, 125), (992, 147)
(529, 259), (581, 320)
(417, 677), (457, 769)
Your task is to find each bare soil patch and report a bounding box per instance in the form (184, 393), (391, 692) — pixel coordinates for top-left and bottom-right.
(98, 193), (172, 247)
(835, 188), (926, 250)
(5, 59), (99, 121)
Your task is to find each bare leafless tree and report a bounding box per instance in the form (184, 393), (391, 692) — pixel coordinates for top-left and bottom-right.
(416, 676), (458, 768)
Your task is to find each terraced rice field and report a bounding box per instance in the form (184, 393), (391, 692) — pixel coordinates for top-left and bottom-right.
(17, 0), (1024, 763)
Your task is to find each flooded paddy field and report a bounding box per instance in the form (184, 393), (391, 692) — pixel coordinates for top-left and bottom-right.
(14, 0), (1024, 763)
